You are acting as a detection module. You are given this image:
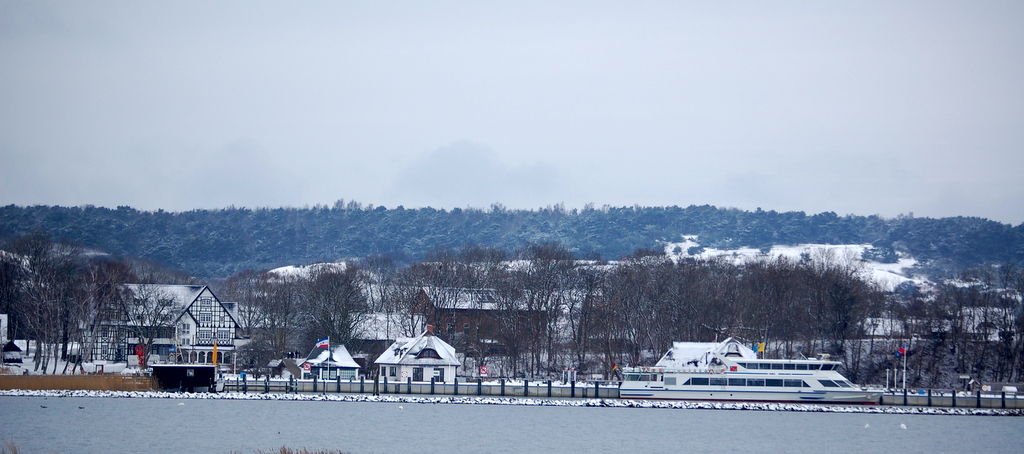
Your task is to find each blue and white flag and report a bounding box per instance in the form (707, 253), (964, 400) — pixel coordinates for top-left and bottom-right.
(315, 337), (329, 348)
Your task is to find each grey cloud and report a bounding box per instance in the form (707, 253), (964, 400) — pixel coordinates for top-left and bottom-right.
(388, 142), (567, 209)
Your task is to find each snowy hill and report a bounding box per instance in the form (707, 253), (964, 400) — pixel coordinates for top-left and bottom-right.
(663, 236), (926, 290)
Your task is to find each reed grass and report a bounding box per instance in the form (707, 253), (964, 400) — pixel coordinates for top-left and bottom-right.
(0, 374), (156, 391)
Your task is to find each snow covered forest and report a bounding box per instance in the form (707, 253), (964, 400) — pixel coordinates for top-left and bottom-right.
(1, 203), (1021, 278)
(2, 230), (1022, 389)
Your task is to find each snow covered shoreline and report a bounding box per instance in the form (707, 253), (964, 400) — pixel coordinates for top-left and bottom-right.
(2, 389), (1020, 416)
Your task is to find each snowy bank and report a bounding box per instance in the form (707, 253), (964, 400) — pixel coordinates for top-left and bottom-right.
(2, 389), (1020, 417)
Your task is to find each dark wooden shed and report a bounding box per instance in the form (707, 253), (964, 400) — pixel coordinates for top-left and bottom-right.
(151, 365), (217, 392)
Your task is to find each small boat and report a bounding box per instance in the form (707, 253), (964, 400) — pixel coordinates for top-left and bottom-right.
(619, 338), (881, 404)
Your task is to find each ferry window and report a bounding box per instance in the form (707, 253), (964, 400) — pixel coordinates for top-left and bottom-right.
(771, 363), (784, 370)
(737, 363), (747, 369)
(665, 377), (676, 385)
(729, 378), (746, 386)
(759, 363), (772, 370)
(819, 380), (838, 387)
(747, 379), (765, 386)
(689, 377), (709, 386)
(710, 377), (727, 386)
(765, 379), (784, 387)
(784, 364), (795, 370)
(821, 364), (834, 371)
(796, 364), (808, 370)
(639, 374), (651, 381)
(784, 380), (803, 388)
(625, 374), (640, 381)
(807, 364), (820, 370)
(836, 381), (852, 388)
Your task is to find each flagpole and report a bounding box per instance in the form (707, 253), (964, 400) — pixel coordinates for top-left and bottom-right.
(902, 345), (907, 391)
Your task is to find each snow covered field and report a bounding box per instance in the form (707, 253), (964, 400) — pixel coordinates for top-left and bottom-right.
(2, 389), (1019, 417)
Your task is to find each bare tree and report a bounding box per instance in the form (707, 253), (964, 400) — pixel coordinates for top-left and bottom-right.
(301, 264), (368, 347)
(123, 284), (178, 369)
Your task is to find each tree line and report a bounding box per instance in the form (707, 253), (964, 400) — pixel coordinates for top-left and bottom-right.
(2, 203), (1021, 278)
(3, 231), (1022, 388)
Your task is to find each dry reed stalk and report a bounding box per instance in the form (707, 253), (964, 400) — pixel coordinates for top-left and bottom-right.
(0, 374), (157, 391)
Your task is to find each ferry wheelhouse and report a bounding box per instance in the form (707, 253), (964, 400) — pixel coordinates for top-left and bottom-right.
(619, 338), (881, 404)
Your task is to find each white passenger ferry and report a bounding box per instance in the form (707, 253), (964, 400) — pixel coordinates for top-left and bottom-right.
(619, 338), (881, 404)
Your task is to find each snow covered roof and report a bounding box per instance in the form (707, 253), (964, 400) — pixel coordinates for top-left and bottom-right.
(374, 329), (460, 367)
(3, 340), (22, 353)
(357, 312), (425, 341)
(655, 338), (757, 369)
(124, 284), (205, 310)
(303, 344), (360, 369)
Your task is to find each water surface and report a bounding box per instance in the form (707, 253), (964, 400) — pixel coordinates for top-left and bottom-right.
(1, 396), (1019, 453)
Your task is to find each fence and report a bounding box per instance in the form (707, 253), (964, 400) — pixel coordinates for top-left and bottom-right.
(880, 389), (1024, 409)
(222, 376), (621, 399)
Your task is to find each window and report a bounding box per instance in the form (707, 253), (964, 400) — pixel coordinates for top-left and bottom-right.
(728, 378), (746, 386)
(784, 363), (795, 370)
(784, 379), (805, 388)
(463, 323), (470, 335)
(819, 380), (838, 387)
(380, 366), (386, 377)
(796, 364), (808, 370)
(389, 366), (397, 377)
(771, 363), (784, 370)
(625, 374), (640, 381)
(181, 338), (190, 346)
(416, 348), (441, 359)
(686, 377), (710, 386)
(434, 368), (445, 382)
(200, 312), (212, 323)
(765, 379), (784, 387)
(709, 377), (727, 386)
(447, 323), (454, 334)
(179, 324), (190, 334)
(217, 329), (231, 340)
(198, 330), (212, 341)
(413, 367), (424, 382)
(747, 379), (765, 386)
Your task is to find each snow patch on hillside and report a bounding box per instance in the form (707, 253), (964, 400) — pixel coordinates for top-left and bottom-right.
(269, 262), (347, 278)
(663, 236), (926, 289)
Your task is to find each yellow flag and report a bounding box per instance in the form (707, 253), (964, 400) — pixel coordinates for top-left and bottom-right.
(757, 342), (766, 354)
(212, 340), (218, 365)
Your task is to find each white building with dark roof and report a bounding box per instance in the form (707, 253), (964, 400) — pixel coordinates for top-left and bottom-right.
(302, 342), (360, 381)
(374, 326), (461, 383)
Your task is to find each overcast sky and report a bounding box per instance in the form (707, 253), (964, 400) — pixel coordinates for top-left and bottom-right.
(2, 1), (1022, 224)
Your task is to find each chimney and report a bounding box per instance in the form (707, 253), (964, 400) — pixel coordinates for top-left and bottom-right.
(426, 324), (434, 335)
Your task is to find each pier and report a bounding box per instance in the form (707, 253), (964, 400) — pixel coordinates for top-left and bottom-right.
(219, 375), (1024, 409)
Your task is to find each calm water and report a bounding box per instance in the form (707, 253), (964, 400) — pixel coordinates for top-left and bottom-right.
(1, 396), (1021, 454)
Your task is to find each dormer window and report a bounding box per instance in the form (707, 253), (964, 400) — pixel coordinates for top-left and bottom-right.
(416, 348), (441, 359)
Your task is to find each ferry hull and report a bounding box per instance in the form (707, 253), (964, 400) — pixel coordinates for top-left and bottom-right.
(619, 388), (881, 405)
